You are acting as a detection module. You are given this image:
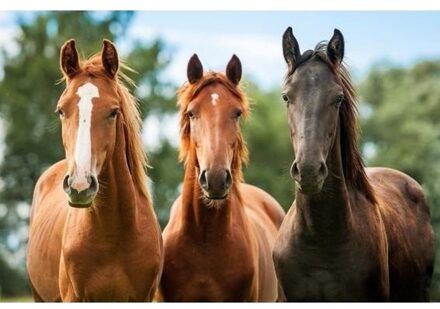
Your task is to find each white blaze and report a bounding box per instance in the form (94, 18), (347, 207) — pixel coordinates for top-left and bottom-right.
(211, 93), (219, 106)
(73, 82), (99, 192)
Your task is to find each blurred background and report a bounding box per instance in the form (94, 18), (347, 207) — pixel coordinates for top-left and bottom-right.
(0, 11), (439, 301)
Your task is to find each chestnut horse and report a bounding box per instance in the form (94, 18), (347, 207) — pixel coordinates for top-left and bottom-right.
(273, 28), (435, 301)
(27, 40), (163, 301)
(157, 54), (285, 301)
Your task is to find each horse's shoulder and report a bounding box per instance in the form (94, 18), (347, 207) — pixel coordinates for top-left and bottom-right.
(239, 183), (281, 208)
(169, 195), (183, 216)
(162, 195), (183, 239)
(30, 160), (67, 220)
(239, 183), (285, 228)
(35, 160), (68, 193)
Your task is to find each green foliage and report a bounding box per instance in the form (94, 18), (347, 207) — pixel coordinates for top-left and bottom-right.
(243, 81), (294, 210)
(149, 141), (182, 227)
(359, 61), (440, 299)
(0, 258), (29, 297)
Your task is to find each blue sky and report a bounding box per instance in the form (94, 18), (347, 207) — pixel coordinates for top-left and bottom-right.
(121, 11), (440, 89)
(1, 11), (440, 89)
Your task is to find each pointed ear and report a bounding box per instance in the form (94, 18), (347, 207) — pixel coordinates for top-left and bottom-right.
(187, 54), (203, 84)
(102, 39), (119, 78)
(226, 54), (242, 85)
(60, 39), (80, 78)
(282, 27), (301, 74)
(327, 29), (345, 64)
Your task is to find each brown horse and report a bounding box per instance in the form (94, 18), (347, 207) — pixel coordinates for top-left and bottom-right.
(26, 39), (163, 301)
(273, 28), (435, 301)
(157, 54), (285, 301)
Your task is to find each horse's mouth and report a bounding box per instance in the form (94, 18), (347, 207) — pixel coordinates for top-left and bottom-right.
(65, 187), (96, 208)
(296, 181), (324, 195)
(68, 200), (93, 208)
(202, 189), (229, 200)
(206, 194), (228, 200)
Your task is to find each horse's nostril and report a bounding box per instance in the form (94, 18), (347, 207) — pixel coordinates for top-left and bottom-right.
(63, 174), (71, 193)
(224, 170), (232, 189)
(318, 162), (328, 177)
(199, 170), (209, 190)
(290, 162), (300, 180)
(89, 176), (98, 193)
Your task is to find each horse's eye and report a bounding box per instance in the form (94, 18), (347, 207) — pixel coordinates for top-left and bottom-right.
(55, 108), (64, 118)
(235, 110), (242, 119)
(109, 108), (119, 119)
(335, 94), (344, 107)
(187, 110), (195, 119)
(282, 94), (289, 103)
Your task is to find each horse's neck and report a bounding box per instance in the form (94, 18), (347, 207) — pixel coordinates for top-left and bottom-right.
(72, 119), (145, 236)
(181, 155), (239, 237)
(295, 127), (352, 241)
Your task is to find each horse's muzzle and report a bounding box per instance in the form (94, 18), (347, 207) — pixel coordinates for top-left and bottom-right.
(199, 168), (232, 200)
(63, 174), (98, 207)
(291, 160), (328, 194)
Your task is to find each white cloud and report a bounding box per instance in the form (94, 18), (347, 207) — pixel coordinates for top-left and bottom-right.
(0, 25), (20, 56)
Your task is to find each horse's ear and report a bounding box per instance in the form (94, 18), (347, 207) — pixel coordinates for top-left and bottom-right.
(226, 54), (242, 85)
(60, 39), (80, 78)
(327, 29), (345, 64)
(187, 54), (203, 84)
(282, 27), (300, 74)
(102, 39), (119, 78)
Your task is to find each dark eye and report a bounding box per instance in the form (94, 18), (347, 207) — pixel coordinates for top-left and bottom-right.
(55, 108), (64, 118)
(109, 108), (119, 119)
(282, 94), (289, 103)
(187, 110), (195, 119)
(334, 94), (344, 107)
(235, 110), (242, 119)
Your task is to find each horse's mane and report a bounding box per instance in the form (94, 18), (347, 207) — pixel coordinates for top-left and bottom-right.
(177, 72), (249, 183)
(290, 43), (377, 204)
(77, 55), (151, 201)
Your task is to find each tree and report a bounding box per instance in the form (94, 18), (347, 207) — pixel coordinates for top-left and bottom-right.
(125, 39), (181, 227)
(242, 81), (294, 210)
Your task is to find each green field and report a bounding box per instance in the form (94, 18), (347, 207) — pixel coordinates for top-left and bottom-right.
(0, 296), (33, 302)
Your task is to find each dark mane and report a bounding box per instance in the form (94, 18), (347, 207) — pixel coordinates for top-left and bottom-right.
(177, 72), (250, 183)
(288, 43), (377, 204)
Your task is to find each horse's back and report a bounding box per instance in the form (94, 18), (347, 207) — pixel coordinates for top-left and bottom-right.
(27, 160), (68, 301)
(240, 183), (285, 301)
(240, 183), (285, 230)
(240, 183), (285, 251)
(367, 167), (434, 301)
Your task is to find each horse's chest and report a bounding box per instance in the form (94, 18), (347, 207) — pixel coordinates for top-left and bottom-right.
(282, 265), (356, 301)
(274, 241), (371, 301)
(61, 243), (159, 301)
(162, 239), (256, 301)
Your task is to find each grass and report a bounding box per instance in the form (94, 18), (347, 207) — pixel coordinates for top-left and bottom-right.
(0, 296), (33, 302)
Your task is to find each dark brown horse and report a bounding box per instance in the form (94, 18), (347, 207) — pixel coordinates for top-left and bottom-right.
(27, 40), (163, 301)
(273, 28), (435, 301)
(157, 54), (285, 301)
